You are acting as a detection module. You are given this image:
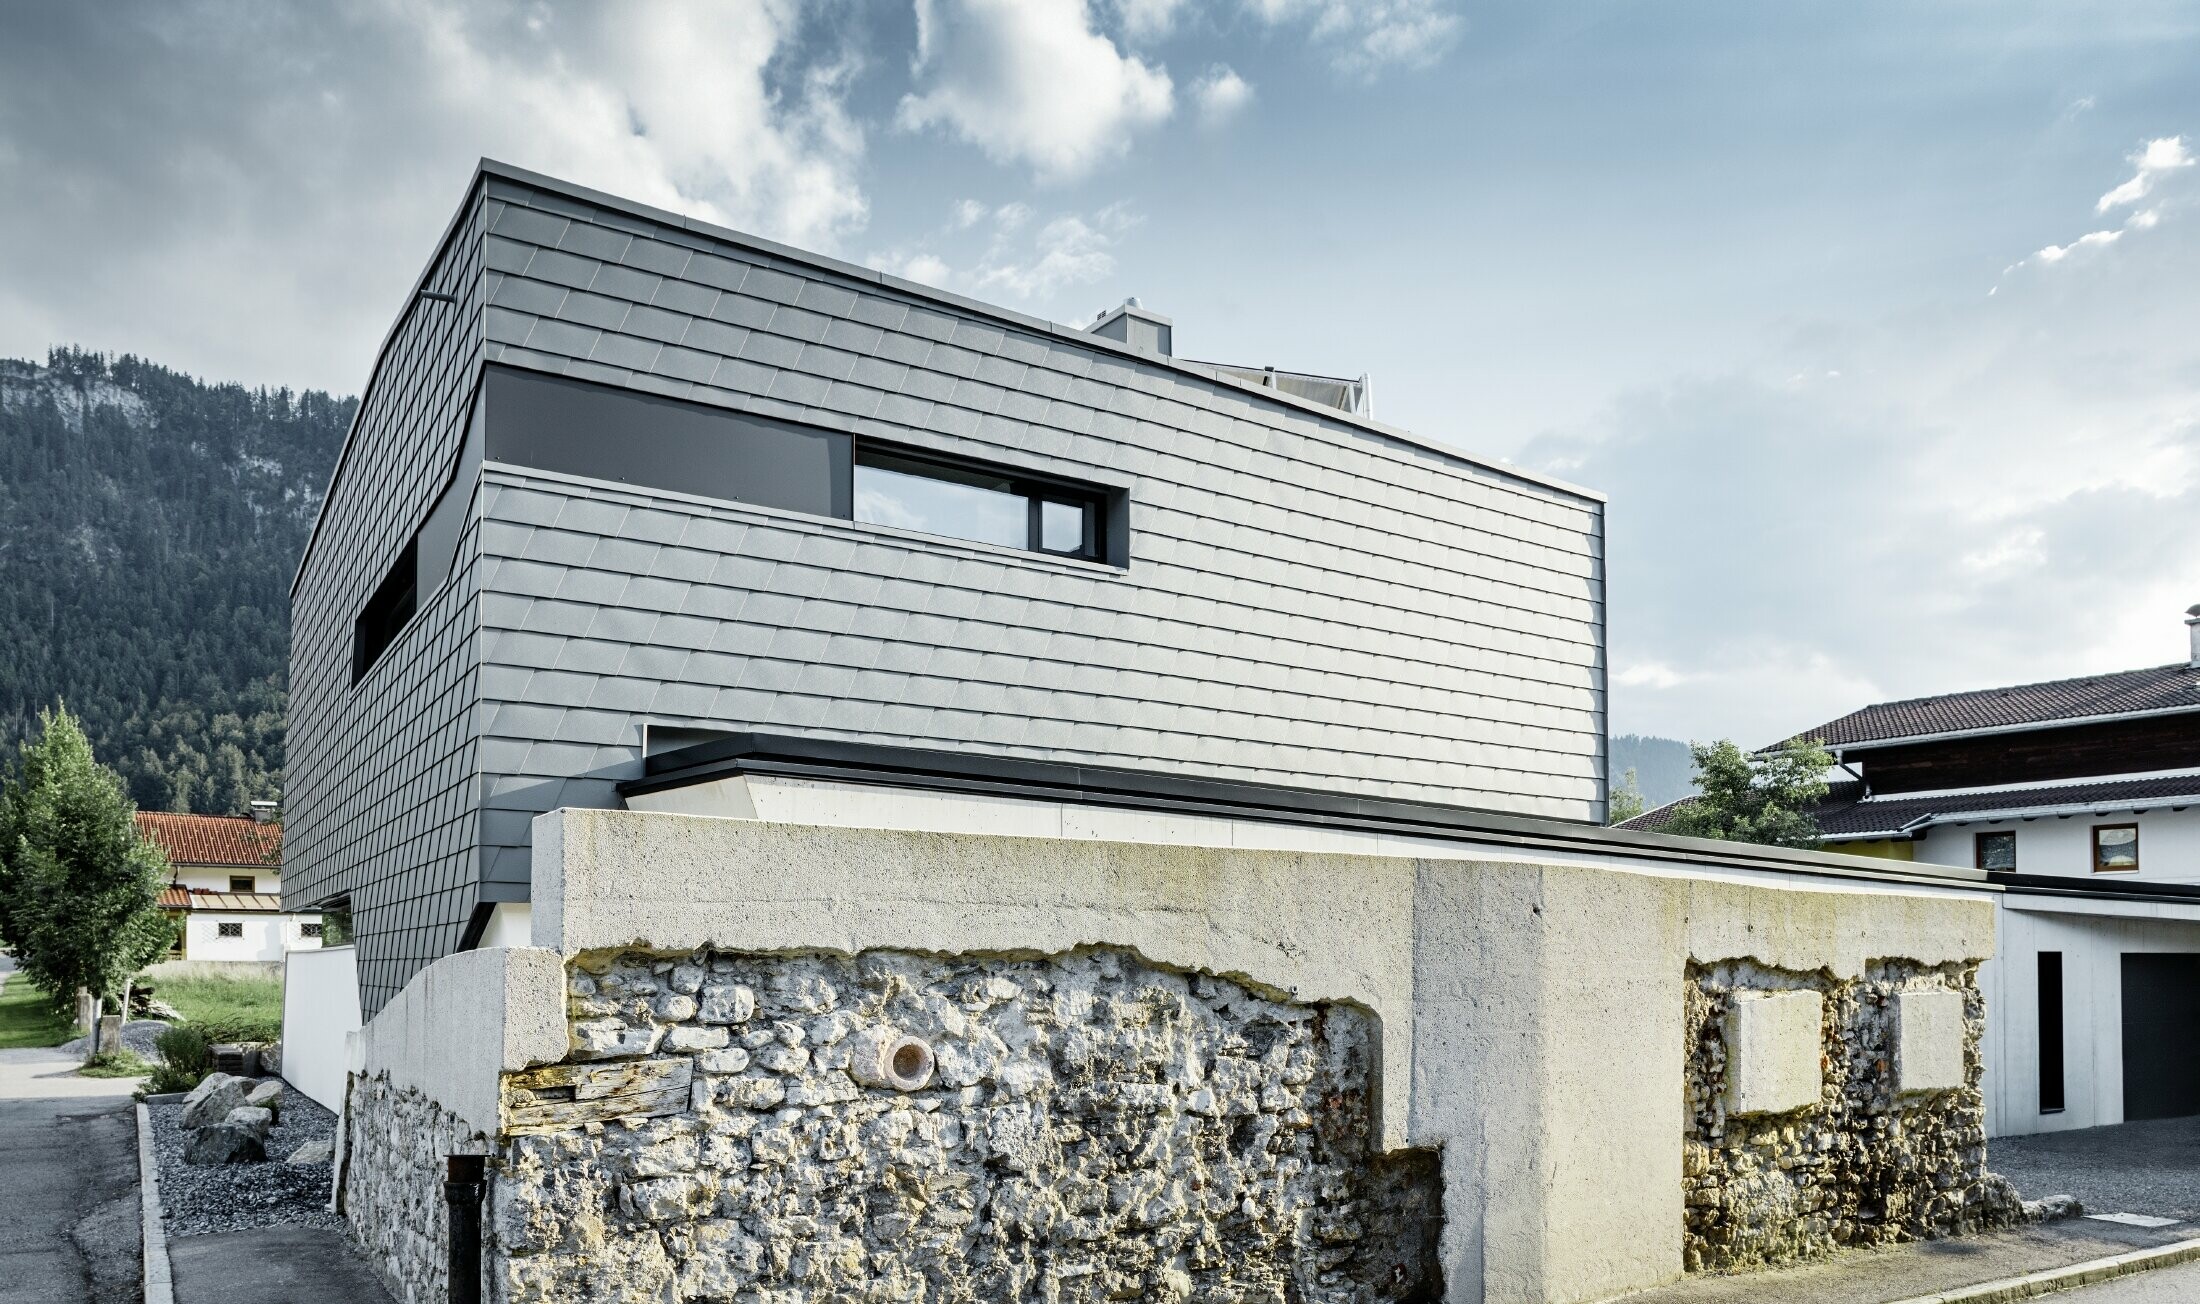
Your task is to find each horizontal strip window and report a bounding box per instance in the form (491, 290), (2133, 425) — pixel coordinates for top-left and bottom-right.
(481, 364), (852, 519)
(853, 445), (1114, 563)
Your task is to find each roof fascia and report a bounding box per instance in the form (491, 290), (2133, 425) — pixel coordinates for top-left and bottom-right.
(1822, 699), (2200, 757)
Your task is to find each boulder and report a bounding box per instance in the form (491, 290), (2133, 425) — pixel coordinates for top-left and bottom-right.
(286, 1139), (335, 1166)
(183, 1121), (265, 1165)
(244, 1079), (283, 1118)
(224, 1105), (274, 1142)
(180, 1073), (249, 1129)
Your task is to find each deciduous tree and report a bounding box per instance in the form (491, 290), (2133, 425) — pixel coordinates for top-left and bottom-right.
(1664, 738), (1831, 849)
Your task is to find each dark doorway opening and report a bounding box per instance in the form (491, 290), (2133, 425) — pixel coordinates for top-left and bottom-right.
(2121, 953), (2200, 1121)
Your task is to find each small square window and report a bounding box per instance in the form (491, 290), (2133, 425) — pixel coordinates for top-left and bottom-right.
(217, 921), (243, 939)
(1975, 831), (2016, 872)
(300, 922), (324, 939)
(2093, 824), (2139, 873)
(229, 875), (256, 893)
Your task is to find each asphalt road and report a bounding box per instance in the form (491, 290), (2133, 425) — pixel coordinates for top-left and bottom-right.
(0, 956), (144, 1304)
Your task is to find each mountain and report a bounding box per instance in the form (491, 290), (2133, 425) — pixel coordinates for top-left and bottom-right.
(1611, 733), (1698, 810)
(0, 347), (352, 815)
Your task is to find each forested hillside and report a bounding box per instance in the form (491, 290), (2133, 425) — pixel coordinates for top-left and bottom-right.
(0, 347), (351, 814)
(1611, 733), (1698, 809)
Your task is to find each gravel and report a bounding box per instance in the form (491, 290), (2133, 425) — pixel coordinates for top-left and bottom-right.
(61, 1018), (171, 1059)
(1992, 1114), (2200, 1223)
(149, 1087), (345, 1237)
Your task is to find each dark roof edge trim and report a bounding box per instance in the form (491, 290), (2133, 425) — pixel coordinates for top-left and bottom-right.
(1992, 871), (2200, 907)
(472, 158), (1605, 507)
(1820, 699), (2200, 754)
(622, 733), (1991, 892)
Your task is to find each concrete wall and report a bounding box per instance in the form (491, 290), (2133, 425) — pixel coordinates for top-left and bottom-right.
(282, 945), (363, 1112)
(345, 945), (567, 1138)
(514, 808), (1995, 1304)
(1980, 896), (2200, 1136)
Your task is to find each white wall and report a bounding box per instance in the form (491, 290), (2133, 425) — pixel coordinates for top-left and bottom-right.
(282, 945), (363, 1113)
(182, 911), (324, 962)
(173, 867), (280, 893)
(1980, 896), (2200, 1136)
(1914, 805), (2200, 884)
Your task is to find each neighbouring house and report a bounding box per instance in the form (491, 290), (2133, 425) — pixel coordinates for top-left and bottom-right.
(288, 161), (2026, 1304)
(1626, 606), (2200, 1138)
(139, 805), (324, 963)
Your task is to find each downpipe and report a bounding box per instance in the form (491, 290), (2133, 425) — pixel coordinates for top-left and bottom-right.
(445, 1155), (486, 1304)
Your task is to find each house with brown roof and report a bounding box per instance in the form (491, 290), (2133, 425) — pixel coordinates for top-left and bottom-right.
(1626, 606), (2200, 1137)
(138, 805), (325, 963)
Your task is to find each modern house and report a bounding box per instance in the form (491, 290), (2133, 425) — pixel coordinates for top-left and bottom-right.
(1628, 606), (2200, 1136)
(289, 163), (2032, 1304)
(139, 807), (323, 963)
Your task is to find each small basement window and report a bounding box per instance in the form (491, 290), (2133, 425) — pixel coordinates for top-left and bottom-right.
(300, 922), (325, 939)
(2093, 823), (2139, 873)
(352, 539), (418, 685)
(228, 875), (256, 893)
(217, 921), (243, 938)
(854, 446), (1110, 562)
(1975, 831), (2016, 872)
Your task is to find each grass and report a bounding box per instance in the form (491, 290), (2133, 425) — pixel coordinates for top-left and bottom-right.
(0, 967), (76, 1049)
(79, 1049), (152, 1078)
(147, 963), (283, 1043)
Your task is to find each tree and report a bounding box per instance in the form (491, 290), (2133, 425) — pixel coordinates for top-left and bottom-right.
(1664, 738), (1832, 849)
(0, 706), (174, 1051)
(1607, 767), (1648, 825)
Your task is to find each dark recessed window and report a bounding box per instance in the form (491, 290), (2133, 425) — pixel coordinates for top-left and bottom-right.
(300, 922), (325, 939)
(217, 921), (243, 939)
(854, 446), (1106, 561)
(2093, 823), (2139, 873)
(1975, 831), (2017, 872)
(352, 539), (418, 686)
(228, 875), (256, 893)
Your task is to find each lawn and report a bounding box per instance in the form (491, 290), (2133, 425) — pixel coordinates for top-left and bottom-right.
(142, 961), (284, 1042)
(0, 967), (76, 1049)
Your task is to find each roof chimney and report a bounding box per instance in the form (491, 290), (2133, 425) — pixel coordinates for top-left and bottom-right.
(1088, 298), (1173, 357)
(2188, 604), (2200, 667)
(249, 799), (279, 824)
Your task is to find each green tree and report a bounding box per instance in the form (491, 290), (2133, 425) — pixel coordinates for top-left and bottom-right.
(0, 706), (174, 1050)
(1664, 738), (1832, 849)
(1606, 767), (1648, 825)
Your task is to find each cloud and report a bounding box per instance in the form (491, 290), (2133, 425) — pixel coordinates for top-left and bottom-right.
(2096, 136), (2192, 211)
(975, 204), (1140, 298)
(869, 251), (954, 286)
(1111, 0), (1188, 41)
(0, 0), (869, 394)
(2031, 227), (2124, 264)
(897, 0), (1173, 182)
(1192, 65), (1254, 127)
(1246, 0), (1462, 74)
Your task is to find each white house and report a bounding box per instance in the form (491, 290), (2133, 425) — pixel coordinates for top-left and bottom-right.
(140, 806), (325, 964)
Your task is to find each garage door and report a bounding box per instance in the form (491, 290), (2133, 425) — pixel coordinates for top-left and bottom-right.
(2121, 954), (2200, 1121)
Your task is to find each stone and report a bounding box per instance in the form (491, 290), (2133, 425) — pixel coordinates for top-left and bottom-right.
(1895, 990), (1967, 1094)
(569, 1018), (664, 1060)
(664, 1025), (729, 1053)
(224, 1105), (274, 1141)
(286, 1139), (335, 1165)
(697, 981), (755, 1024)
(180, 1072), (250, 1130)
(1723, 991), (1824, 1118)
(183, 1120), (265, 1165)
(244, 1079), (284, 1117)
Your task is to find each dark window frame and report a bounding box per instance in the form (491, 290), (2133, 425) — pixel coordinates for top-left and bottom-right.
(2092, 822), (2140, 874)
(1975, 830), (2017, 872)
(853, 440), (1120, 565)
(216, 921), (243, 939)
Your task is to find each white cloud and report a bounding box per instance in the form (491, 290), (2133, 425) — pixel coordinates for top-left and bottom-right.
(1111, 0), (1188, 41)
(975, 204), (1139, 298)
(2096, 136), (2192, 211)
(868, 250), (953, 286)
(1247, 0), (1462, 74)
(2032, 227), (2123, 263)
(951, 198), (989, 229)
(0, 0), (869, 393)
(994, 201), (1034, 232)
(1192, 65), (1254, 127)
(897, 0), (1173, 182)
(1615, 662), (1692, 690)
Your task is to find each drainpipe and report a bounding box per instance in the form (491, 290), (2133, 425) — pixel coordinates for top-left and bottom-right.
(445, 1155), (485, 1304)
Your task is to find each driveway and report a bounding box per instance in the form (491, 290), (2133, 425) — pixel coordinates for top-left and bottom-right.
(1992, 1117), (2200, 1224)
(0, 957), (143, 1304)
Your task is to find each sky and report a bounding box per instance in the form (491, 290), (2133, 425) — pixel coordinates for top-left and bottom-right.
(4, 0), (2198, 746)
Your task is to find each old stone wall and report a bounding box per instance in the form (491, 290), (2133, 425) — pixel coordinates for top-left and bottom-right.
(1682, 959), (2022, 1272)
(343, 1074), (493, 1304)
(476, 945), (1439, 1302)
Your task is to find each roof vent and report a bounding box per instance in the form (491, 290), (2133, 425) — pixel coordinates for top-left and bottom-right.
(2187, 603), (2200, 667)
(249, 799), (279, 824)
(1089, 299), (1173, 356)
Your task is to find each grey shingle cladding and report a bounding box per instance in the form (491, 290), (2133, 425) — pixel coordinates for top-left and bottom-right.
(290, 161), (1609, 1016)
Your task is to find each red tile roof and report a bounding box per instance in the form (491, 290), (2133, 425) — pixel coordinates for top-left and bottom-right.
(1792, 662), (2200, 749)
(135, 812), (282, 868)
